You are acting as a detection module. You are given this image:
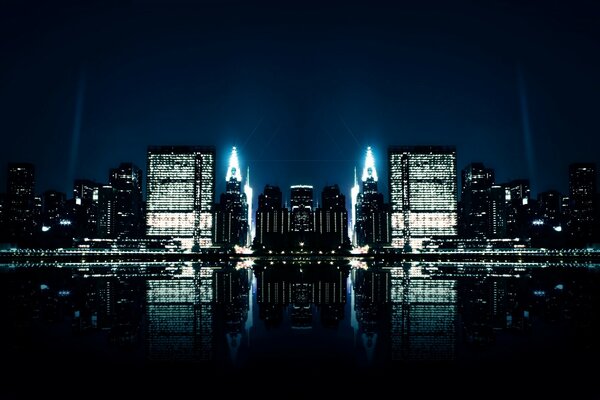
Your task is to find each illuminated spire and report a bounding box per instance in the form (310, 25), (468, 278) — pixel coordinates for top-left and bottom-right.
(226, 146), (242, 182)
(350, 166), (360, 245)
(361, 146), (378, 182)
(244, 165), (254, 244)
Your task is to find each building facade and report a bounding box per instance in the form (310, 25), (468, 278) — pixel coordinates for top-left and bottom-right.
(146, 146), (215, 249)
(355, 147), (390, 247)
(388, 146), (457, 250)
(568, 163), (596, 244)
(109, 163), (144, 238)
(314, 184), (349, 248)
(6, 163), (36, 240)
(460, 163), (494, 238)
(254, 185), (289, 249)
(214, 147), (249, 247)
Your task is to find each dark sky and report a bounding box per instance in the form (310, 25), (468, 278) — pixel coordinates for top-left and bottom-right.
(1, 0), (599, 201)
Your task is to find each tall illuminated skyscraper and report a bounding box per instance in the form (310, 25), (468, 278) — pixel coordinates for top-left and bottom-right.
(355, 147), (390, 246)
(388, 146), (457, 250)
(146, 146), (215, 249)
(214, 147), (249, 247)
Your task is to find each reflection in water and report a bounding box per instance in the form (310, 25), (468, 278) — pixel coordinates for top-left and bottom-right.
(390, 266), (457, 362)
(1, 261), (597, 372)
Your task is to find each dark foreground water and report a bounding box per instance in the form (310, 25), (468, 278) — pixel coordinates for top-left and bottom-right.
(1, 260), (597, 396)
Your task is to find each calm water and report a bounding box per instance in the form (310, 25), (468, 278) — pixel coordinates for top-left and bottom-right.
(1, 260), (598, 395)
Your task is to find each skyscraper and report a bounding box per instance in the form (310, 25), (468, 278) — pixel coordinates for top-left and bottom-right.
(72, 179), (99, 238)
(536, 190), (561, 227)
(315, 184), (349, 248)
(146, 146), (215, 249)
(96, 185), (115, 238)
(568, 163), (596, 244)
(6, 163), (36, 239)
(290, 185), (314, 232)
(42, 190), (66, 228)
(244, 166), (254, 245)
(504, 179), (531, 239)
(109, 163), (143, 238)
(488, 185), (507, 238)
(388, 146), (457, 250)
(460, 163), (494, 238)
(214, 147), (249, 247)
(254, 185), (289, 248)
(355, 147), (390, 246)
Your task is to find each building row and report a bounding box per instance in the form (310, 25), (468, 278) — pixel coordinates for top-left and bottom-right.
(0, 145), (597, 250)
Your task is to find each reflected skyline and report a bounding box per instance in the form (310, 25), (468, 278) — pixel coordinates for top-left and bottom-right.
(2, 260), (596, 371)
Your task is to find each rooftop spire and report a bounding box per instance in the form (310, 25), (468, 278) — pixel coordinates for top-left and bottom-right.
(226, 146), (242, 182)
(361, 146), (378, 182)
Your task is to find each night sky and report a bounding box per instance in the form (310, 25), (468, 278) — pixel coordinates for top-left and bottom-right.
(1, 1), (599, 201)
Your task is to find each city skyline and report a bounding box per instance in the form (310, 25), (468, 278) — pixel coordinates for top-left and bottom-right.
(2, 2), (600, 198)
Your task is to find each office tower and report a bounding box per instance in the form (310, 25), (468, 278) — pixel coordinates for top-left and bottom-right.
(214, 147), (249, 247)
(460, 163), (495, 238)
(315, 184), (349, 248)
(354, 147), (390, 247)
(73, 179), (99, 238)
(244, 166), (253, 245)
(504, 179), (531, 239)
(6, 163), (35, 239)
(109, 163), (143, 238)
(568, 163), (596, 244)
(488, 185), (507, 238)
(33, 195), (42, 231)
(536, 190), (561, 227)
(96, 185), (115, 238)
(42, 190), (66, 227)
(290, 185), (314, 232)
(254, 185), (289, 248)
(146, 146), (215, 249)
(388, 146), (457, 250)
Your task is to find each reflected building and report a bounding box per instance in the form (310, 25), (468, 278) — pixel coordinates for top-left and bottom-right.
(214, 147), (249, 247)
(109, 163), (144, 238)
(145, 267), (214, 362)
(256, 265), (348, 329)
(355, 147), (390, 246)
(352, 268), (390, 361)
(146, 146), (216, 249)
(388, 146), (457, 250)
(390, 265), (457, 361)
